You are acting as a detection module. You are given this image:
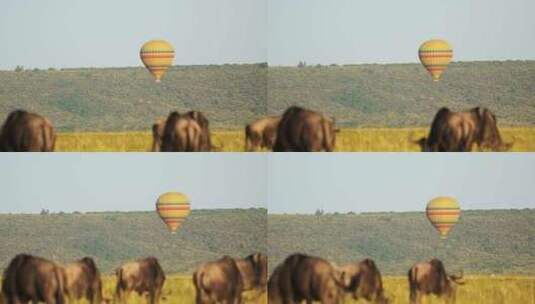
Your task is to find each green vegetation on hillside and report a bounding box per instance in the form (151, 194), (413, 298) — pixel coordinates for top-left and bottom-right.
(269, 61), (535, 127)
(0, 64), (267, 131)
(0, 208), (266, 274)
(268, 209), (535, 275)
(1, 61), (533, 131)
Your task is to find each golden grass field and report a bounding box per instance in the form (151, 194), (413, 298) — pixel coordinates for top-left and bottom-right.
(98, 275), (265, 304)
(6, 275), (528, 304)
(1, 275), (533, 303)
(355, 276), (535, 304)
(0, 275), (267, 304)
(54, 127), (535, 152)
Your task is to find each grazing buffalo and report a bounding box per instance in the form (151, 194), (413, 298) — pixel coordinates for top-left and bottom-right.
(2, 254), (65, 304)
(62, 257), (103, 304)
(245, 116), (281, 151)
(338, 259), (388, 304)
(234, 252), (268, 293)
(151, 118), (165, 152)
(153, 111), (212, 152)
(0, 110), (56, 152)
(160, 111), (203, 152)
(268, 253), (345, 304)
(185, 111), (212, 151)
(115, 257), (166, 304)
(193, 256), (244, 304)
(273, 106), (338, 152)
(414, 107), (512, 152)
(408, 259), (464, 304)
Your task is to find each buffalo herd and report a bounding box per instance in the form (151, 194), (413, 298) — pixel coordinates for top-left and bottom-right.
(268, 254), (387, 304)
(0, 110), (56, 152)
(1, 254), (165, 304)
(1, 106), (511, 152)
(412, 107), (512, 152)
(1, 253), (464, 304)
(193, 252), (268, 304)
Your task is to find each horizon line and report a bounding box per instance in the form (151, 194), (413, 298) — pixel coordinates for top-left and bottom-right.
(267, 207), (535, 215)
(0, 206), (267, 215)
(2, 59), (535, 72)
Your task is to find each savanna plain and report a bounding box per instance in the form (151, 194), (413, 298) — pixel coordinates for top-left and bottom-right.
(2, 276), (530, 304)
(1, 210), (533, 303)
(268, 210), (535, 304)
(1, 61), (534, 152)
(54, 127), (535, 152)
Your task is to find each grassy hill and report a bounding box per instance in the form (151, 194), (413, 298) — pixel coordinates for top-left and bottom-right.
(0, 61), (533, 132)
(268, 209), (535, 275)
(0, 64), (267, 132)
(0, 208), (266, 274)
(268, 61), (535, 127)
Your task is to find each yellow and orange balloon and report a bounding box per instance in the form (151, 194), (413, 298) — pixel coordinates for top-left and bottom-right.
(156, 192), (191, 233)
(418, 39), (453, 82)
(140, 40), (175, 82)
(426, 196), (461, 239)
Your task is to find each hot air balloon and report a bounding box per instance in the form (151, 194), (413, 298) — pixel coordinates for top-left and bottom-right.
(418, 39), (453, 82)
(140, 40), (175, 82)
(426, 196), (460, 239)
(156, 192), (191, 233)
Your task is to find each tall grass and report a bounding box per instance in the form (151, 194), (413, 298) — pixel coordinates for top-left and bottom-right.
(54, 127), (535, 152)
(0, 275), (532, 303)
(343, 276), (535, 304)
(100, 275), (266, 304)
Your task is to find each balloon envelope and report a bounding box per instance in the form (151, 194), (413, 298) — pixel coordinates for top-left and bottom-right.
(426, 196), (460, 239)
(156, 192), (191, 233)
(140, 40), (175, 82)
(418, 39), (453, 82)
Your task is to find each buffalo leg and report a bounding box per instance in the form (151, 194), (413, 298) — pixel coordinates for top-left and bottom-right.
(445, 292), (457, 304)
(117, 290), (131, 304)
(409, 291), (422, 304)
(155, 288), (163, 304)
(230, 292), (242, 304)
(195, 291), (211, 304)
(115, 285), (123, 303)
(148, 290), (156, 304)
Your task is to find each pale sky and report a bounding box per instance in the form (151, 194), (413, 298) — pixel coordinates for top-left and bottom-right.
(0, 153), (267, 213)
(268, 0), (535, 65)
(0, 153), (533, 214)
(2, 0), (534, 69)
(267, 153), (535, 214)
(0, 0), (267, 70)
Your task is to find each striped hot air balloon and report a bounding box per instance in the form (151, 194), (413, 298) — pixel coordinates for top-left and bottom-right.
(426, 196), (461, 239)
(156, 192), (191, 233)
(418, 39), (453, 82)
(140, 40), (175, 82)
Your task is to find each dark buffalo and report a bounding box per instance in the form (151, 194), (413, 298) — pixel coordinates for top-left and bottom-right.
(185, 111), (212, 151)
(1, 254), (65, 304)
(234, 252), (268, 294)
(193, 256), (243, 304)
(268, 253), (345, 304)
(151, 118), (165, 152)
(115, 257), (166, 304)
(160, 111), (203, 152)
(338, 259), (388, 304)
(153, 111), (212, 152)
(245, 116), (281, 151)
(408, 259), (464, 304)
(273, 106), (338, 152)
(0, 110), (56, 152)
(62, 257), (104, 304)
(415, 107), (512, 152)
